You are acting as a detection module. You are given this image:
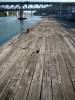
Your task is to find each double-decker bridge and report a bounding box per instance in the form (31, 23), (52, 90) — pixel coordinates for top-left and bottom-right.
(0, 1), (75, 19)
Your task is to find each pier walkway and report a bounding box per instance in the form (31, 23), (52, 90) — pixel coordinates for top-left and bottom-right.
(0, 18), (75, 100)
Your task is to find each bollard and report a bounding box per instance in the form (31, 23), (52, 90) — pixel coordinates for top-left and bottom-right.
(26, 28), (30, 33)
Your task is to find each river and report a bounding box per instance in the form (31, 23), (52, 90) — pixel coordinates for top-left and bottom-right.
(0, 16), (41, 45)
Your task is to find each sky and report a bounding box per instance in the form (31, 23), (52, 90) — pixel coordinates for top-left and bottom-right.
(0, 0), (75, 2)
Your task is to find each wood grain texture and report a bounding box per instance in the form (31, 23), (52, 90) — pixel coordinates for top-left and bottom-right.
(0, 18), (75, 100)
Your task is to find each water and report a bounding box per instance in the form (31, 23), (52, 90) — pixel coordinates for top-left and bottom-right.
(0, 16), (41, 45)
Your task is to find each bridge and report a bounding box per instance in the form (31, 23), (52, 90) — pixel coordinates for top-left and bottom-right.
(0, 1), (75, 19)
(0, 2), (53, 11)
(0, 1), (52, 19)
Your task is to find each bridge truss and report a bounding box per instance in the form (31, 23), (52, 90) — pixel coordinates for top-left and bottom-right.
(0, 2), (52, 11)
(0, 2), (75, 19)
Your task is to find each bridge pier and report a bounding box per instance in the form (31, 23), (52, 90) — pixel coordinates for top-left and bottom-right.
(18, 5), (27, 20)
(19, 10), (23, 19)
(6, 11), (9, 16)
(17, 11), (19, 17)
(31, 11), (33, 16)
(18, 10), (27, 20)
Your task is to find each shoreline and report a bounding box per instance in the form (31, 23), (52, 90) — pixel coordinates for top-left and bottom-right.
(0, 16), (42, 47)
(0, 18), (41, 46)
(0, 18), (43, 54)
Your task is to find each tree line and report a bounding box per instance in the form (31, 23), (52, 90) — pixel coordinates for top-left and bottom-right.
(0, 11), (17, 16)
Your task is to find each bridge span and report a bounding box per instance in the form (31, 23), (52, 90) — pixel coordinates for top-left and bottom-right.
(0, 1), (75, 20)
(0, 1), (52, 19)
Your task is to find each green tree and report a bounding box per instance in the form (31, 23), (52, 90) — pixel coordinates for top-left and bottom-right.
(0, 11), (7, 16)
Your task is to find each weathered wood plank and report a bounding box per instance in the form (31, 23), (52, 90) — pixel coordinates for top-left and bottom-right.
(0, 19), (45, 100)
(53, 24), (75, 100)
(14, 36), (42, 100)
(41, 28), (52, 100)
(54, 25), (75, 90)
(26, 36), (46, 100)
(57, 30), (75, 86)
(49, 22), (64, 100)
(0, 35), (39, 99)
(57, 52), (75, 100)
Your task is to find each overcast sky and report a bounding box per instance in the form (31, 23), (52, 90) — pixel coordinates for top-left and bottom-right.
(0, 0), (75, 2)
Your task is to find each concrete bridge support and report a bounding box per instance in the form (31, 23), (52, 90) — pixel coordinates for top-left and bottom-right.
(31, 11), (33, 16)
(18, 5), (25, 20)
(17, 11), (19, 17)
(6, 11), (9, 16)
(19, 10), (23, 19)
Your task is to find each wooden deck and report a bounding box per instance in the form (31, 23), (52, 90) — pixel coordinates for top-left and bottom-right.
(0, 18), (75, 100)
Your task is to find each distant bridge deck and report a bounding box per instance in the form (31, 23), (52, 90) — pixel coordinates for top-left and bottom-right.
(0, 1), (52, 11)
(0, 1), (75, 4)
(0, 18), (75, 100)
(0, 1), (75, 11)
